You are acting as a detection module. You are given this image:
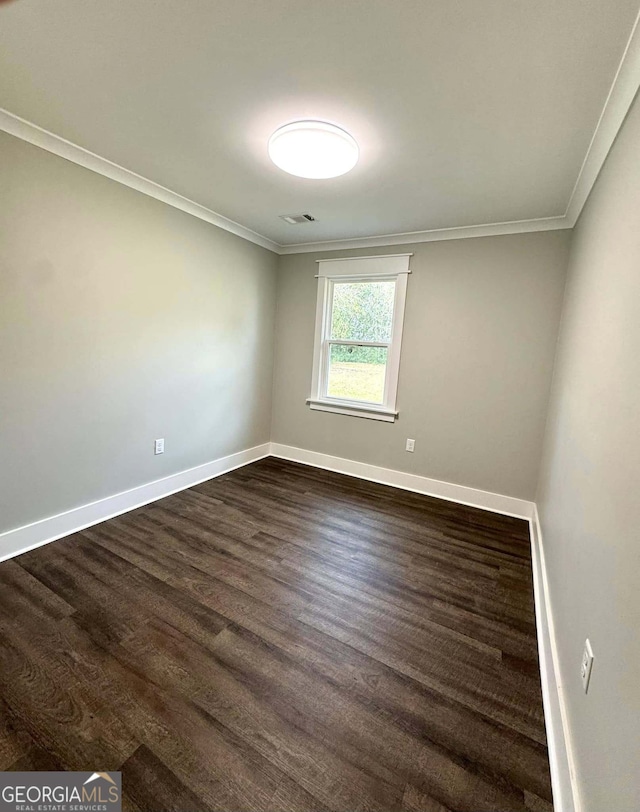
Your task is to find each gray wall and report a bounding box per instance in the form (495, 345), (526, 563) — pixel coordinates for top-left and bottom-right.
(0, 132), (278, 535)
(536, 95), (640, 810)
(272, 231), (570, 500)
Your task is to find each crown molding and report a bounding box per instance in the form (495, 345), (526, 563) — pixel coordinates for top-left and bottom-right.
(564, 7), (640, 226)
(0, 107), (280, 254)
(4, 5), (640, 261)
(277, 216), (569, 254)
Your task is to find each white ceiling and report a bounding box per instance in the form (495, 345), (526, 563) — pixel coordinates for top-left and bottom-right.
(1, 0), (639, 249)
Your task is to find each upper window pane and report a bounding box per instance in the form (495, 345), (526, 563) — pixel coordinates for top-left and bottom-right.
(330, 280), (395, 342)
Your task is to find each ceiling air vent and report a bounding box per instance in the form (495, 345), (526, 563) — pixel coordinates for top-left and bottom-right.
(279, 213), (316, 224)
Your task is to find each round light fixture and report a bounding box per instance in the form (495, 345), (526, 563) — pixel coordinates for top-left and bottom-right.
(268, 121), (359, 179)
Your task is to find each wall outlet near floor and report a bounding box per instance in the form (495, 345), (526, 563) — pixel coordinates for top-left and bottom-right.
(581, 638), (594, 693)
(405, 438), (415, 452)
(154, 438), (165, 455)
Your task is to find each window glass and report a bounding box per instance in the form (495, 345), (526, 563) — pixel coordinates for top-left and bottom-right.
(326, 344), (388, 403)
(330, 280), (395, 342)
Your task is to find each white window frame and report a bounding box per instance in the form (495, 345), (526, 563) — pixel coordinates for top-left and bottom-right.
(307, 254), (411, 422)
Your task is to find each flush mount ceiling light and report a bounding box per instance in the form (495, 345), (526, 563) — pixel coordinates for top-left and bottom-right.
(268, 121), (359, 179)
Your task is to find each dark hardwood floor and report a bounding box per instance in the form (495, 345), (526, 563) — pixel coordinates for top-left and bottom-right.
(0, 458), (552, 812)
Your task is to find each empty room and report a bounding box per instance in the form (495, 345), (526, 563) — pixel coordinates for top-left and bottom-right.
(1, 2), (638, 811)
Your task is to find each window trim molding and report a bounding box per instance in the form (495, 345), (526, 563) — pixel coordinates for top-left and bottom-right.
(308, 254), (411, 422)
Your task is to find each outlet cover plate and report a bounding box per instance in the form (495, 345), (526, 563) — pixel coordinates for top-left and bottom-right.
(581, 638), (594, 693)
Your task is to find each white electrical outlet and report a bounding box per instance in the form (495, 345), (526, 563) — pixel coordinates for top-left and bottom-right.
(154, 438), (165, 455)
(405, 438), (415, 452)
(581, 639), (594, 693)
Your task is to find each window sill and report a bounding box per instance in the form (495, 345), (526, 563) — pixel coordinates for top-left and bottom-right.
(306, 398), (398, 422)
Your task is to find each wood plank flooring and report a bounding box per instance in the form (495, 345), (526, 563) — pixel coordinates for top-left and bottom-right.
(0, 458), (552, 811)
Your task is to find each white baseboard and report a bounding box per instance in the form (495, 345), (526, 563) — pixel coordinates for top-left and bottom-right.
(0, 442), (530, 561)
(0, 443), (271, 563)
(530, 506), (581, 812)
(269, 443), (534, 519)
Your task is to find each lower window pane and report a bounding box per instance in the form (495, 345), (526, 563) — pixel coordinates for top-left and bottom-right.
(326, 344), (388, 404)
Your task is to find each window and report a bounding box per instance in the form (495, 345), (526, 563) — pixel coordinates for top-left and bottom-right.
(307, 254), (411, 421)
